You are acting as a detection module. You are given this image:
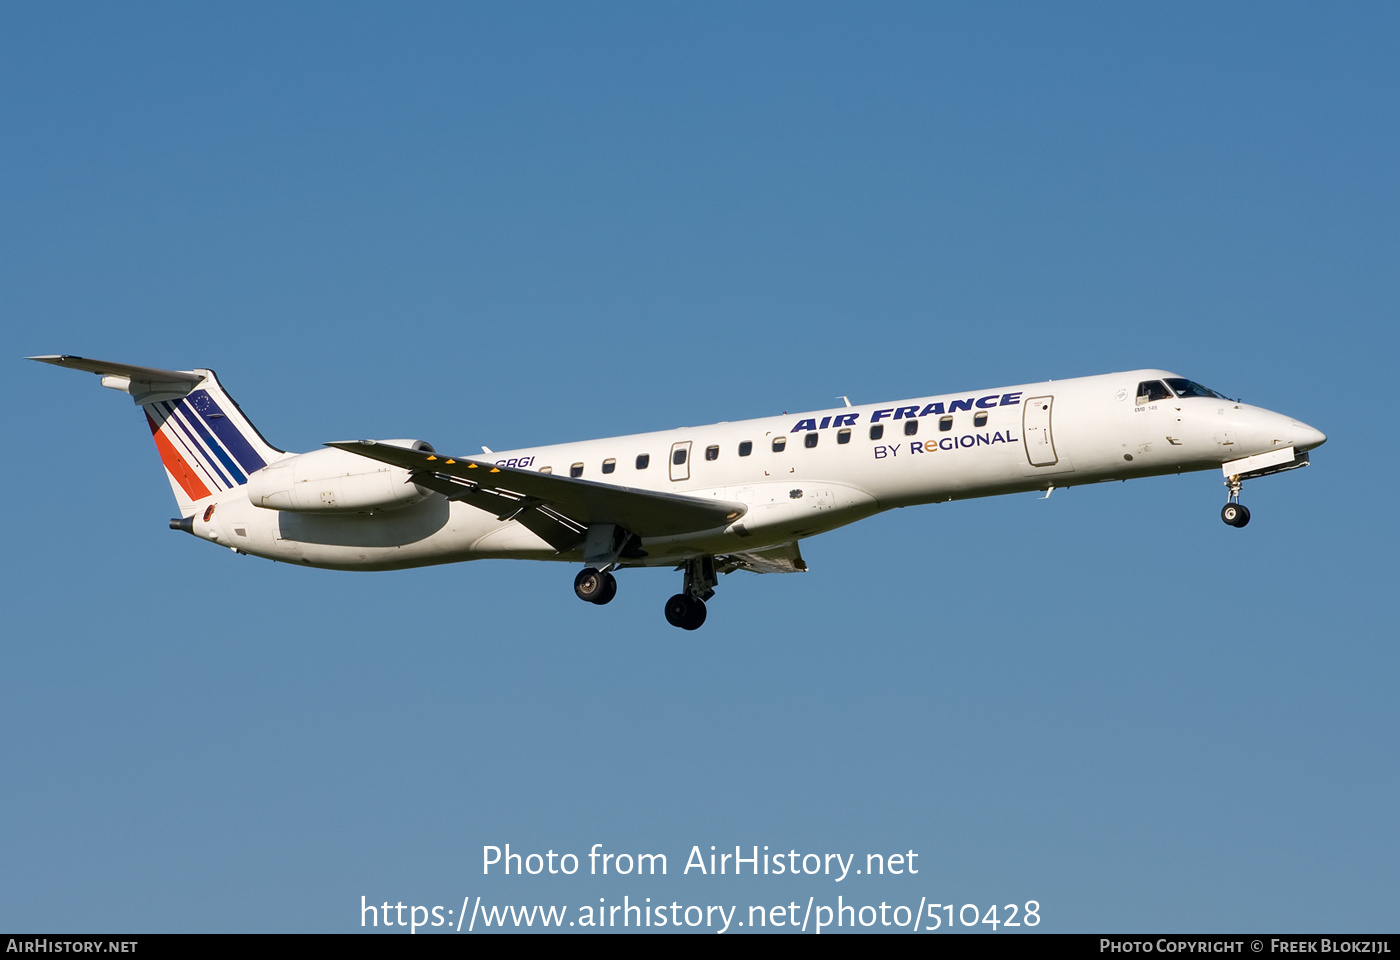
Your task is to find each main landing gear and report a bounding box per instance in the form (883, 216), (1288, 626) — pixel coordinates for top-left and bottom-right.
(664, 593), (707, 630)
(571, 555), (719, 629)
(1221, 474), (1251, 528)
(574, 567), (617, 604)
(665, 556), (717, 631)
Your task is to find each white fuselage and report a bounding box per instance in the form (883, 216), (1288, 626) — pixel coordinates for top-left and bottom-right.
(191, 369), (1324, 571)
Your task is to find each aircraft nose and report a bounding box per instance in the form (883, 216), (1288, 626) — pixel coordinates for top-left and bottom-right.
(1292, 419), (1327, 452)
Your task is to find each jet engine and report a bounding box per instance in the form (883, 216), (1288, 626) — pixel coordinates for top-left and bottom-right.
(246, 440), (436, 513)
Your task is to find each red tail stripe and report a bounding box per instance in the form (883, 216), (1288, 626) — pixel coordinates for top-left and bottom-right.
(147, 413), (211, 502)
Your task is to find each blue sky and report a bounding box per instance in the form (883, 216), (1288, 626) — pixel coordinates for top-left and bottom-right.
(3, 2), (1396, 933)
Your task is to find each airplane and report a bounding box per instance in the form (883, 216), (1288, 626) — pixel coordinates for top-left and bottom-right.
(31, 355), (1326, 630)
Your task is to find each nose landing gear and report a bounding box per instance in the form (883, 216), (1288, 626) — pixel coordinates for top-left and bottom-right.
(1221, 502), (1251, 527)
(1221, 474), (1251, 527)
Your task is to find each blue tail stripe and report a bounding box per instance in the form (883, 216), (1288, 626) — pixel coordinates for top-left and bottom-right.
(158, 401), (234, 490)
(161, 406), (228, 491)
(188, 390), (268, 474)
(169, 399), (246, 485)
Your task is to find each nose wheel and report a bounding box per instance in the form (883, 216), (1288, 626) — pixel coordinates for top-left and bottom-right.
(1221, 474), (1251, 527)
(1221, 503), (1251, 527)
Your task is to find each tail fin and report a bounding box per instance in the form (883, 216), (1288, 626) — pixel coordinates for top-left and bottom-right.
(30, 355), (284, 516)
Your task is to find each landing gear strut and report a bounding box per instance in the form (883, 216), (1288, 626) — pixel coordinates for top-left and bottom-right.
(665, 556), (717, 630)
(574, 567), (617, 604)
(1221, 474), (1251, 528)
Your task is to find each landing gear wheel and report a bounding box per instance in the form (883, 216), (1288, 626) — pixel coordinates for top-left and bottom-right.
(664, 593), (707, 630)
(1221, 503), (1251, 528)
(574, 568), (616, 603)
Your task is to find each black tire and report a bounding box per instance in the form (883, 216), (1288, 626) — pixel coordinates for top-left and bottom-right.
(1221, 503), (1251, 527)
(685, 598), (707, 630)
(664, 594), (692, 628)
(592, 572), (618, 605)
(664, 594), (707, 629)
(574, 568), (607, 602)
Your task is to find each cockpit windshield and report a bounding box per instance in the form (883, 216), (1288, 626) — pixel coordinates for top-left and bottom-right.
(1163, 378), (1228, 400)
(1136, 380), (1174, 404)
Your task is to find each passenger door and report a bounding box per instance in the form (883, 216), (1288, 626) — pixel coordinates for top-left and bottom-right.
(1022, 396), (1058, 467)
(669, 440), (692, 481)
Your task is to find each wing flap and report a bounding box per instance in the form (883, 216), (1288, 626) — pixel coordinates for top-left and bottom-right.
(410, 471), (587, 552)
(327, 440), (747, 538)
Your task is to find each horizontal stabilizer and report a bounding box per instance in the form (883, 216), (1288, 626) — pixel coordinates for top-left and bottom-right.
(327, 440), (748, 539)
(28, 355), (202, 384)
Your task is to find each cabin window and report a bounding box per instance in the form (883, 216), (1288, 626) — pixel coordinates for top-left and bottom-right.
(1136, 380), (1173, 404)
(672, 447), (688, 465)
(539, 466), (553, 474)
(570, 463), (583, 478)
(804, 433), (819, 448)
(904, 420), (919, 436)
(772, 437), (786, 453)
(837, 428), (851, 444)
(869, 425), (884, 440)
(973, 411), (988, 427)
(939, 416), (953, 432)
(636, 454), (649, 469)
(738, 441), (753, 457)
(705, 445), (719, 461)
(602, 459), (616, 474)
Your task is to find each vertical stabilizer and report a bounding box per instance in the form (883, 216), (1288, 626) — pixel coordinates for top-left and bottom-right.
(29, 356), (285, 516)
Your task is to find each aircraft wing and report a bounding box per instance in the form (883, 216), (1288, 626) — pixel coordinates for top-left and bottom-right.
(326, 440), (748, 541)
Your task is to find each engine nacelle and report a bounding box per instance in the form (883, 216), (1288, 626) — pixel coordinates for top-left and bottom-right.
(246, 440), (436, 513)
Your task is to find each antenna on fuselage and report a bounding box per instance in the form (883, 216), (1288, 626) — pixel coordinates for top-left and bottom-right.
(837, 396), (852, 407)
